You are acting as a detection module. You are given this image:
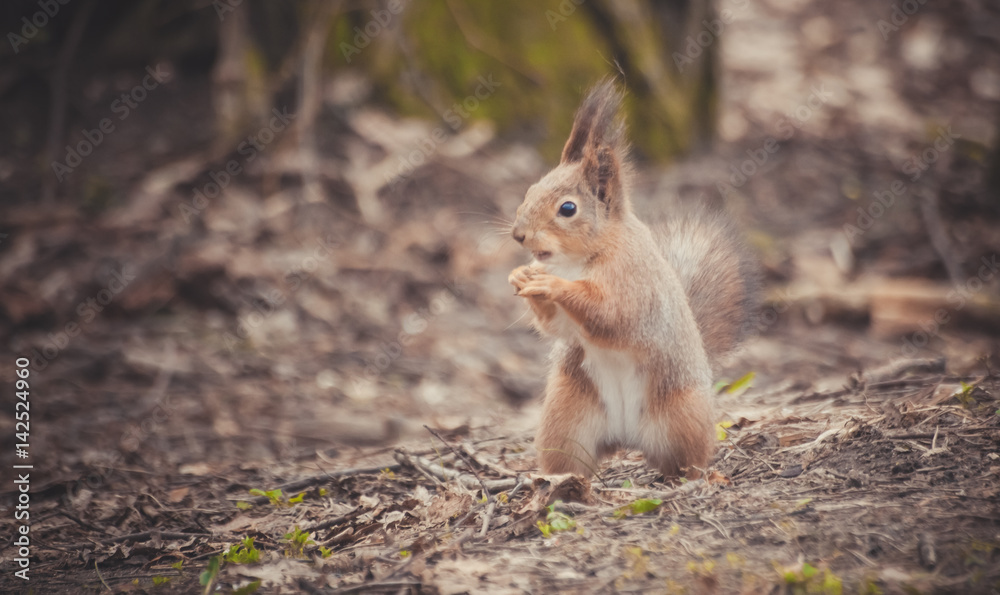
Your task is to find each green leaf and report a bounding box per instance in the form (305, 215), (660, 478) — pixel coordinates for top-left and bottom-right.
(248, 488), (285, 506)
(614, 498), (663, 519)
(621, 479), (633, 488)
(236, 501), (252, 510)
(288, 492), (305, 505)
(536, 520), (552, 538)
(282, 526), (314, 557)
(629, 498), (662, 515)
(802, 563), (817, 579)
(224, 536), (261, 564)
(547, 511), (576, 532)
(822, 570), (843, 595)
(713, 379), (731, 392)
(726, 372), (756, 394)
(199, 555), (220, 586)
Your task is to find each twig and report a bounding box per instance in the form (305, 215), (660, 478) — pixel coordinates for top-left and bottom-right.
(95, 560), (112, 593)
(451, 500), (487, 529)
(479, 500), (497, 538)
(304, 507), (361, 534)
(422, 427), (493, 501)
(847, 548), (877, 568)
(410, 460), (444, 487)
(330, 580), (422, 594)
(596, 478), (706, 499)
(103, 530), (211, 544)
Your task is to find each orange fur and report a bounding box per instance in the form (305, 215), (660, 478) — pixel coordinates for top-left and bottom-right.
(509, 79), (758, 479)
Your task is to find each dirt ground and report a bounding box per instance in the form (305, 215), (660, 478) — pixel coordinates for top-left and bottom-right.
(3, 0), (1000, 593)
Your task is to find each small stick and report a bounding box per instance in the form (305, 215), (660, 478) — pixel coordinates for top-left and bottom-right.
(95, 561), (112, 593)
(452, 500), (487, 529)
(424, 426), (492, 502)
(479, 500), (497, 538)
(393, 451), (517, 492)
(330, 580), (422, 595)
(103, 530), (211, 544)
(304, 507), (361, 534)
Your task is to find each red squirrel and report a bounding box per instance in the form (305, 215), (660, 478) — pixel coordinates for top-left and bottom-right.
(508, 79), (758, 479)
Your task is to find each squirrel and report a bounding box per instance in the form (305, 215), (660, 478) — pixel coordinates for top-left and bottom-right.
(508, 79), (759, 479)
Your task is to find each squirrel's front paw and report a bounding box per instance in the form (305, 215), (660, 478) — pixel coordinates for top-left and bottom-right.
(516, 272), (564, 301)
(509, 265), (547, 292)
(508, 265), (535, 294)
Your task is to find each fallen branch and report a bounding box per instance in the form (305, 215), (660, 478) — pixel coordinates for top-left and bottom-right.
(393, 450), (518, 493)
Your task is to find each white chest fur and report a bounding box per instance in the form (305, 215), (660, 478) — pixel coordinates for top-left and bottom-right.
(581, 342), (646, 446)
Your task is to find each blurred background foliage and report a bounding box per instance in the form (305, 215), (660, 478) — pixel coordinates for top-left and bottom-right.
(1, 0), (719, 186)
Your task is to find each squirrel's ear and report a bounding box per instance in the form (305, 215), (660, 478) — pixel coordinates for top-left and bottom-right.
(583, 145), (623, 209)
(560, 95), (599, 164)
(565, 79), (629, 209)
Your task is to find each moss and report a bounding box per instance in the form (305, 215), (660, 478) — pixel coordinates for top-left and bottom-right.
(328, 0), (715, 163)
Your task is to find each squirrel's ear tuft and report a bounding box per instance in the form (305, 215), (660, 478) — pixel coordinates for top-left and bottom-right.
(563, 78), (629, 209)
(561, 78), (627, 164)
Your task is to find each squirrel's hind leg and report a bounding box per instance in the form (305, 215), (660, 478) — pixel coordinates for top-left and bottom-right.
(639, 388), (715, 480)
(535, 350), (606, 476)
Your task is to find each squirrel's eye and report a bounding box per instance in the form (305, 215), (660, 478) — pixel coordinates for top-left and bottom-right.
(558, 201), (577, 217)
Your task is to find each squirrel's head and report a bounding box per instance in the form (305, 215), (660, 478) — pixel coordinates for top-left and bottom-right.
(511, 79), (632, 266)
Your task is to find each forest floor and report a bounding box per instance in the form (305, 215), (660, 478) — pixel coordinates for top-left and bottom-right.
(3, 0), (1000, 593)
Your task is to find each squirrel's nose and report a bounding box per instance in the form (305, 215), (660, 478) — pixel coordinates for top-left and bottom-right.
(511, 227), (526, 244)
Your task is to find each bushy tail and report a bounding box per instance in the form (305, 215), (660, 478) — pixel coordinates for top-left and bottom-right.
(653, 207), (760, 372)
